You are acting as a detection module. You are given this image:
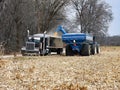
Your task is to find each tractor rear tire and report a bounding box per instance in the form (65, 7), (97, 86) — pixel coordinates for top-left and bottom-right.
(96, 44), (100, 54)
(66, 45), (73, 56)
(91, 44), (96, 55)
(80, 44), (90, 56)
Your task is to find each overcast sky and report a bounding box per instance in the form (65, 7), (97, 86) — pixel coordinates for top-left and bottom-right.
(106, 0), (120, 36)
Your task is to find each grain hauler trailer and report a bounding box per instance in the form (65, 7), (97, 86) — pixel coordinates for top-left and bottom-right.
(21, 33), (63, 56)
(55, 26), (100, 56)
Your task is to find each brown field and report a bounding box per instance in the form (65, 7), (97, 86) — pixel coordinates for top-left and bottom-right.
(0, 46), (120, 90)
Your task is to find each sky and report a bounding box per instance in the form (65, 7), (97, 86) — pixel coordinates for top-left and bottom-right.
(106, 0), (120, 36)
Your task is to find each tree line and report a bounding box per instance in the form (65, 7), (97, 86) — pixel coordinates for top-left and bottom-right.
(98, 35), (120, 46)
(0, 0), (113, 53)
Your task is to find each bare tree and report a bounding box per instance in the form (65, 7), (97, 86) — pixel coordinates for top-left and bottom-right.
(34, 0), (68, 33)
(0, 0), (36, 52)
(72, 0), (113, 35)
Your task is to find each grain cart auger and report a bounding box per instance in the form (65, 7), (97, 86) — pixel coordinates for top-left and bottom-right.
(55, 25), (100, 56)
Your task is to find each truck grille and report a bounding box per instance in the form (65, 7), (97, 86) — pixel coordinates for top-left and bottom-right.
(26, 42), (35, 50)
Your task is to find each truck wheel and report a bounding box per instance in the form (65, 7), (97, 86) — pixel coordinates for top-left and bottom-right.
(21, 51), (26, 56)
(80, 44), (90, 56)
(91, 44), (96, 55)
(96, 44), (100, 54)
(48, 49), (51, 55)
(66, 45), (73, 56)
(22, 53), (26, 56)
(57, 48), (63, 55)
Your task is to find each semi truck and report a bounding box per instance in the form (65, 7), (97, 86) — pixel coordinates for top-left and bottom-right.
(55, 26), (100, 56)
(21, 33), (63, 56)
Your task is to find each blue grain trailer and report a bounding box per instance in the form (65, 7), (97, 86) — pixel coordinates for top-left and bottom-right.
(55, 26), (100, 56)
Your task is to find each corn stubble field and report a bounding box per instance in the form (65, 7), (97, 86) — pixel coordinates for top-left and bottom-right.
(0, 46), (120, 90)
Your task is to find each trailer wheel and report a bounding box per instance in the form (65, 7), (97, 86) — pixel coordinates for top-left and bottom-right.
(66, 45), (73, 56)
(57, 48), (63, 55)
(96, 44), (100, 54)
(91, 44), (96, 55)
(80, 44), (90, 56)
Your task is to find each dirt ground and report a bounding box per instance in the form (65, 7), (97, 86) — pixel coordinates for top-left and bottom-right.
(0, 46), (120, 90)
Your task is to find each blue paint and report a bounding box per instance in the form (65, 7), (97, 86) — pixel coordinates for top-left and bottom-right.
(55, 25), (93, 52)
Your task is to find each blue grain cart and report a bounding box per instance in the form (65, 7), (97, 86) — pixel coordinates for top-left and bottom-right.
(55, 26), (100, 56)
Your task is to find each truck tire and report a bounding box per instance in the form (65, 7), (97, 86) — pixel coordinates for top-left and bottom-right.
(21, 50), (26, 56)
(91, 44), (96, 55)
(66, 45), (73, 56)
(22, 53), (26, 56)
(57, 48), (63, 55)
(96, 44), (100, 54)
(80, 44), (90, 56)
(48, 49), (51, 55)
